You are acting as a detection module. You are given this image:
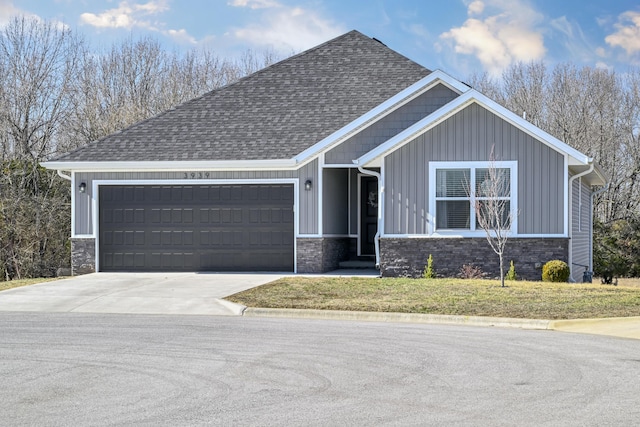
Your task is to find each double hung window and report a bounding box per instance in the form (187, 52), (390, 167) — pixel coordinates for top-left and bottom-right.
(430, 161), (516, 234)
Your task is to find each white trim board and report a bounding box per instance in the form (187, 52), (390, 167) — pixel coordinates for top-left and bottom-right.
(42, 159), (298, 172)
(293, 70), (470, 164)
(355, 90), (593, 168)
(427, 160), (519, 237)
(380, 233), (568, 238)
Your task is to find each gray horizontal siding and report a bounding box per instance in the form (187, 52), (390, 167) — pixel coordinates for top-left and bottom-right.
(384, 102), (565, 235)
(325, 83), (459, 164)
(73, 160), (319, 236)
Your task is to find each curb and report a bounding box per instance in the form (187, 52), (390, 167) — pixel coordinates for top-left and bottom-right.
(242, 307), (553, 330)
(213, 298), (247, 315)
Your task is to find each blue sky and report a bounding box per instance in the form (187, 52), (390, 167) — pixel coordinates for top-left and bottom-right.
(2, 0), (640, 79)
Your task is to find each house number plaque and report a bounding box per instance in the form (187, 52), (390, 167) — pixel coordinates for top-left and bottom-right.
(183, 172), (211, 179)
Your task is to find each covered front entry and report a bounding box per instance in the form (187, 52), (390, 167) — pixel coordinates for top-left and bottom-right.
(360, 176), (378, 256)
(98, 184), (294, 272)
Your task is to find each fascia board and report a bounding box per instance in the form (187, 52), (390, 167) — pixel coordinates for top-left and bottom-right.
(579, 167), (607, 187)
(355, 89), (593, 167)
(593, 163), (609, 185)
(470, 91), (591, 165)
(293, 70), (471, 164)
(40, 159), (298, 172)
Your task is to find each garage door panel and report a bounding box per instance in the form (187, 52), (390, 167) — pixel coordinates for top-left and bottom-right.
(134, 254), (145, 267)
(99, 184), (294, 272)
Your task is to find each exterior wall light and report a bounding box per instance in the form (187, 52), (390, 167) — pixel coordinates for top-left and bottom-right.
(304, 179), (312, 191)
(79, 182), (87, 193)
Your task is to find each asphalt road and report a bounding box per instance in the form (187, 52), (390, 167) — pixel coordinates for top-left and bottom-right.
(1, 313), (639, 426)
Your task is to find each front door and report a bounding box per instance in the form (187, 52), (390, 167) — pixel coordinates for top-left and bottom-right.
(360, 176), (378, 256)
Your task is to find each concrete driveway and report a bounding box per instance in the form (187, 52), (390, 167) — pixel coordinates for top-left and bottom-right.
(0, 272), (284, 315)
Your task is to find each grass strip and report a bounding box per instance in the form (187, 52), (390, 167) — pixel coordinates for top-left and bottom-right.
(227, 277), (640, 320)
(0, 278), (62, 292)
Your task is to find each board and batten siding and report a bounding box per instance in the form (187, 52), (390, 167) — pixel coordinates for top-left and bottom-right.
(571, 177), (592, 276)
(325, 84), (459, 164)
(72, 159), (319, 236)
(384, 102), (565, 235)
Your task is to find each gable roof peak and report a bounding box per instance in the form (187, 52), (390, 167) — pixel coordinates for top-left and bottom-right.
(46, 29), (431, 165)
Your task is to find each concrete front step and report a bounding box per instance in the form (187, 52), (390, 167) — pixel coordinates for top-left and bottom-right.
(338, 260), (376, 269)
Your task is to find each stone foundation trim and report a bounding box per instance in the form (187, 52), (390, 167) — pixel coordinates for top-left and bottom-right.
(379, 237), (569, 280)
(71, 238), (96, 276)
(296, 237), (351, 273)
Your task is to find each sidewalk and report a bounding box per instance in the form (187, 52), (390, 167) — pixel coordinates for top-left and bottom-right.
(550, 317), (640, 340)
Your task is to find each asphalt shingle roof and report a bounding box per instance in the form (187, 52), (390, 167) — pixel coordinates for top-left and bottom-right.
(55, 30), (431, 162)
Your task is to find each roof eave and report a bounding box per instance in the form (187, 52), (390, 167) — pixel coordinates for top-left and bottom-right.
(355, 89), (596, 168)
(294, 69), (470, 165)
(40, 159), (298, 172)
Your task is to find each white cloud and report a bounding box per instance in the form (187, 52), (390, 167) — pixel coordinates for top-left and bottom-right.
(549, 16), (598, 63)
(605, 11), (640, 56)
(230, 5), (345, 52)
(467, 0), (484, 16)
(405, 23), (431, 40)
(228, 0), (281, 9)
(439, 0), (546, 76)
(80, 0), (199, 47)
(0, 0), (23, 25)
(167, 28), (196, 44)
(595, 61), (613, 71)
(80, 0), (169, 30)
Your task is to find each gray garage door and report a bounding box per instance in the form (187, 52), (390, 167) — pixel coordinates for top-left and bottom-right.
(99, 184), (294, 272)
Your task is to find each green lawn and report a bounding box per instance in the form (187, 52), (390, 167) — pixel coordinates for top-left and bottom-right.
(226, 277), (640, 320)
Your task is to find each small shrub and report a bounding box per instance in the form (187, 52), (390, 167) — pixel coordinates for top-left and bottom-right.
(542, 260), (570, 282)
(505, 260), (517, 281)
(423, 254), (435, 279)
(458, 263), (486, 279)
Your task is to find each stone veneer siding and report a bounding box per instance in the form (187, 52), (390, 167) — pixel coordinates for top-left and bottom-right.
(379, 237), (569, 280)
(297, 237), (351, 273)
(72, 236), (352, 275)
(71, 238), (96, 275)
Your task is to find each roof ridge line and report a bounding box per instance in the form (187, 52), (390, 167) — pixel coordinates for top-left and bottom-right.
(48, 31), (366, 161)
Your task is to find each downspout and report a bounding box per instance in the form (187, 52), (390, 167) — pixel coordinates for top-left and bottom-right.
(357, 165), (382, 269)
(57, 170), (71, 181)
(589, 183), (609, 273)
(568, 162), (594, 282)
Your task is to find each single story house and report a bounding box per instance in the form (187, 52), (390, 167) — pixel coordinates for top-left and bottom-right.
(42, 30), (606, 281)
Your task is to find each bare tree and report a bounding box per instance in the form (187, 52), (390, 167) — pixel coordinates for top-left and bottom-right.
(0, 14), (287, 280)
(469, 61), (640, 277)
(61, 39), (284, 154)
(473, 147), (514, 287)
(0, 16), (82, 278)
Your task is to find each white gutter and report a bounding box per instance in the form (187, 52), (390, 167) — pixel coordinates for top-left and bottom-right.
(357, 165), (382, 269)
(589, 183), (609, 273)
(56, 170), (71, 181)
(41, 158), (298, 172)
(568, 162), (595, 282)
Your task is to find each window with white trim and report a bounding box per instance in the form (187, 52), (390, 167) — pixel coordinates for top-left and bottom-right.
(430, 161), (517, 234)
